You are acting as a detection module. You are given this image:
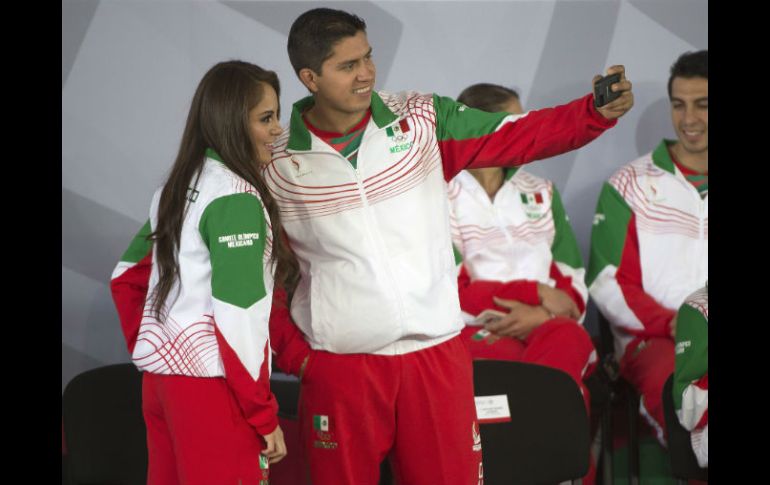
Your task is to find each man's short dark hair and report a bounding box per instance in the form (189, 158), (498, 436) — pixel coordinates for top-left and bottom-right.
(668, 50), (708, 98)
(457, 83), (519, 113)
(288, 8), (367, 76)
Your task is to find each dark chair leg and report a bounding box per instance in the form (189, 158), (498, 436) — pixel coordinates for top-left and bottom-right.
(601, 398), (613, 485)
(379, 458), (393, 485)
(627, 385), (640, 485)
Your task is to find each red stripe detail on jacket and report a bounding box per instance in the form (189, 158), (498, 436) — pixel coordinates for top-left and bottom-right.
(214, 326), (279, 436)
(549, 261), (585, 316)
(457, 265), (540, 316)
(617, 213), (676, 339)
(110, 252), (152, 354)
(269, 286), (311, 377)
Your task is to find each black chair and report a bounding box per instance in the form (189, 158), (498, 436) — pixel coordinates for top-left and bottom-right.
(583, 347), (612, 485)
(473, 360), (590, 484)
(270, 375), (301, 420)
(597, 312), (641, 485)
(662, 374), (708, 483)
(62, 364), (148, 485)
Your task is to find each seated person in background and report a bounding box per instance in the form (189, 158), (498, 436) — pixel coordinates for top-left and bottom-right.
(449, 83), (597, 406)
(587, 50), (707, 445)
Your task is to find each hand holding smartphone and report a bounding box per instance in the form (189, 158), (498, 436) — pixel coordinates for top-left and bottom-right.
(593, 73), (622, 108)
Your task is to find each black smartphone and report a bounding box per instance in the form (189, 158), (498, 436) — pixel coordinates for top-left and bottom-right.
(593, 73), (622, 108)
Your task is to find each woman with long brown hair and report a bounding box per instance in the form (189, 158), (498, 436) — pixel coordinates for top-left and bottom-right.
(110, 60), (297, 485)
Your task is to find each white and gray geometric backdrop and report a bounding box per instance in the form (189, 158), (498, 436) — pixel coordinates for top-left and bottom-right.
(62, 0), (708, 391)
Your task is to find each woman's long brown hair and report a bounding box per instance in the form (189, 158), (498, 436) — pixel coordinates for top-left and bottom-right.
(149, 60), (298, 319)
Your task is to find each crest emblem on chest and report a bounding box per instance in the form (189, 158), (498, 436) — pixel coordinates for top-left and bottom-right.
(520, 191), (547, 219)
(386, 119), (413, 153)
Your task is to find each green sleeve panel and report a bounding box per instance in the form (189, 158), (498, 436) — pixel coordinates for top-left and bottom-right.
(199, 193), (267, 309)
(673, 303), (708, 411)
(550, 187), (584, 269)
(120, 219), (153, 263)
(452, 244), (464, 266)
(433, 94), (509, 142)
(586, 182), (632, 286)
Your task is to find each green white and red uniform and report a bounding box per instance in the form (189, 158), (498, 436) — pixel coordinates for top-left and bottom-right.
(448, 167), (596, 408)
(110, 149), (301, 485)
(266, 89), (615, 485)
(673, 285), (708, 467)
(587, 139), (708, 444)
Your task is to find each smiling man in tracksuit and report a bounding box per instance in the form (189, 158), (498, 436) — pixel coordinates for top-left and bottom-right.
(268, 8), (634, 484)
(587, 50), (707, 446)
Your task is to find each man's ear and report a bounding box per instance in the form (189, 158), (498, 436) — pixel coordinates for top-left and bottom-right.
(298, 68), (320, 93)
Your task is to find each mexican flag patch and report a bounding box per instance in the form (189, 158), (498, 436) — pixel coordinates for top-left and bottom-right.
(520, 191), (547, 219)
(520, 192), (543, 205)
(313, 415), (329, 431)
